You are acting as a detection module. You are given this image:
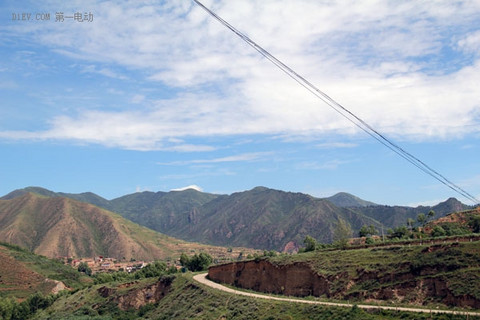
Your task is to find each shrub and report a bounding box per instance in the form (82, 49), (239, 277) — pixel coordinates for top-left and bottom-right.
(303, 235), (317, 252)
(135, 261), (168, 279)
(180, 253), (213, 272)
(431, 225), (446, 237)
(77, 262), (92, 276)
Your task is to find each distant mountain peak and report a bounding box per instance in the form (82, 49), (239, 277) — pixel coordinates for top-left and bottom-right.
(326, 192), (378, 208)
(1, 186), (56, 200)
(252, 186), (269, 191)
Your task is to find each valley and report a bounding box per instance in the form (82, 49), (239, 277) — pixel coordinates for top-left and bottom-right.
(0, 186), (479, 319)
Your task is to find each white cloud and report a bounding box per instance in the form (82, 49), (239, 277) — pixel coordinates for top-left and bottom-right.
(81, 65), (128, 80)
(159, 168), (236, 180)
(0, 80), (18, 89)
(170, 185), (203, 192)
(295, 159), (350, 171)
(135, 186), (151, 193)
(316, 142), (358, 149)
(2, 0), (480, 150)
(130, 94), (145, 104)
(457, 30), (480, 55)
(158, 152), (272, 165)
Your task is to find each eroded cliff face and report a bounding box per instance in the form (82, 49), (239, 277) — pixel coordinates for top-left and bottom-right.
(97, 276), (173, 310)
(209, 259), (330, 297)
(208, 259), (480, 308)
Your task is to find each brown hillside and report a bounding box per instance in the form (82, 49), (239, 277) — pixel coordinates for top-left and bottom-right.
(209, 241), (480, 308)
(433, 207), (480, 224)
(0, 245), (58, 298)
(423, 207), (480, 234)
(0, 193), (253, 261)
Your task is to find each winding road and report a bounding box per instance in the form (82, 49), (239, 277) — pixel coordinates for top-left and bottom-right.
(193, 273), (480, 317)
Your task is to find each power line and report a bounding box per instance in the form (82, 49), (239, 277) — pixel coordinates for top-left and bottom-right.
(192, 0), (479, 205)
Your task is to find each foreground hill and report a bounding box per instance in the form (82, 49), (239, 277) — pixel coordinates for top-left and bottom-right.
(424, 207), (480, 235)
(209, 239), (480, 309)
(32, 273), (469, 320)
(0, 242), (87, 299)
(0, 193), (250, 261)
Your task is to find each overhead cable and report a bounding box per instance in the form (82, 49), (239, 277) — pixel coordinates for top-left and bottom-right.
(192, 0), (479, 205)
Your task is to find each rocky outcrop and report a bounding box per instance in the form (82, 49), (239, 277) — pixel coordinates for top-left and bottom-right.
(282, 241), (298, 253)
(208, 259), (480, 308)
(46, 279), (68, 294)
(96, 276), (174, 310)
(209, 260), (330, 297)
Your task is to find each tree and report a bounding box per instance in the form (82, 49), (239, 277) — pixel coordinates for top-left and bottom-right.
(180, 253), (213, 272)
(388, 225), (409, 239)
(358, 225), (376, 237)
(190, 252), (213, 271)
(431, 225), (446, 237)
(333, 218), (352, 249)
(303, 235), (317, 252)
(263, 250), (277, 257)
(26, 293), (54, 314)
(179, 253), (190, 267)
(135, 261), (168, 279)
(77, 262), (92, 276)
(94, 272), (114, 284)
(11, 301), (29, 320)
(358, 226), (368, 237)
(417, 213), (427, 227)
(0, 297), (16, 320)
(427, 210), (435, 221)
(406, 218), (415, 231)
(470, 215), (480, 233)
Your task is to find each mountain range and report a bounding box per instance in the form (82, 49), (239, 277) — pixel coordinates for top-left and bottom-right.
(1, 186), (471, 252)
(0, 192), (251, 260)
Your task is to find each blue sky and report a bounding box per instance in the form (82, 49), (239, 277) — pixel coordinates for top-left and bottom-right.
(1, 0), (479, 206)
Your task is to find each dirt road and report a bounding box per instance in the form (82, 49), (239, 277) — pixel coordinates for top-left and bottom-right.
(193, 273), (480, 317)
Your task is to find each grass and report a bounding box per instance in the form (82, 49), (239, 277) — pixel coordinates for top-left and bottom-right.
(2, 243), (88, 289)
(31, 272), (480, 319)
(270, 241), (480, 275)
(240, 241), (480, 307)
(0, 242), (88, 299)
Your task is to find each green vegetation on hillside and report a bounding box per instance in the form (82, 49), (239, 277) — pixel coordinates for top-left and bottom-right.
(0, 242), (88, 299)
(32, 273), (478, 320)
(0, 292), (58, 320)
(3, 186), (473, 252)
(93, 261), (177, 285)
(269, 240), (480, 306)
(179, 252), (213, 271)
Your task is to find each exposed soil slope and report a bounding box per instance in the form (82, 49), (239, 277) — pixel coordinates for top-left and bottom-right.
(0, 193), (252, 261)
(0, 243), (85, 299)
(0, 245), (52, 297)
(209, 241), (480, 309)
